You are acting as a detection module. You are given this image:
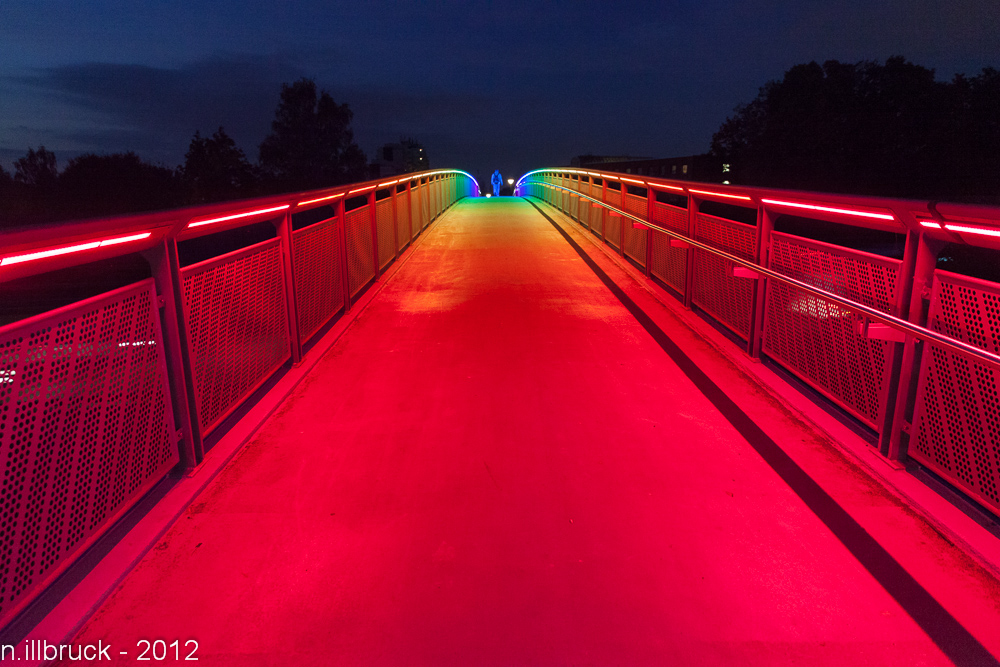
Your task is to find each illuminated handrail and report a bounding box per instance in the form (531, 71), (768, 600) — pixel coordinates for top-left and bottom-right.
(0, 169), (480, 284)
(516, 168), (1000, 238)
(520, 177), (1000, 373)
(0, 167), (479, 630)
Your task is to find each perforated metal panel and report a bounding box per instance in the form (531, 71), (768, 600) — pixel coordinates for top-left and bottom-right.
(0, 279), (177, 626)
(910, 270), (1000, 516)
(182, 239), (290, 434)
(763, 233), (899, 429)
(650, 203), (688, 293)
(410, 187), (422, 238)
(292, 216), (344, 343)
(345, 205), (376, 297)
(691, 213), (757, 339)
(652, 201), (687, 234)
(376, 198), (395, 270)
(589, 197), (604, 236)
(421, 185), (431, 229)
(622, 193), (648, 267)
(624, 192), (646, 217)
(605, 213), (621, 250)
(606, 186), (622, 209)
(650, 232), (687, 294)
(396, 193), (411, 252)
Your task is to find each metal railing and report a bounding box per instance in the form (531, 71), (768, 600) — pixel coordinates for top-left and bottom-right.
(518, 168), (1000, 522)
(0, 169), (479, 629)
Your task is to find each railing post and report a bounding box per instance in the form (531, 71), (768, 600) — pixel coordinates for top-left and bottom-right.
(336, 197), (351, 312)
(618, 186), (626, 258)
(886, 228), (943, 460)
(601, 179), (608, 245)
(406, 180), (414, 240)
(369, 189), (380, 279)
(142, 239), (203, 467)
(275, 209), (303, 364)
(683, 194), (700, 310)
(645, 188), (654, 278)
(392, 185), (400, 259)
(745, 203), (775, 360)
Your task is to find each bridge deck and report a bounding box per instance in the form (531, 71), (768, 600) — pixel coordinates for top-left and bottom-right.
(61, 198), (1000, 665)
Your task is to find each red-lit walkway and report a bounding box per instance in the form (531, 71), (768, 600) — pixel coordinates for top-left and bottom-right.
(60, 198), (1000, 665)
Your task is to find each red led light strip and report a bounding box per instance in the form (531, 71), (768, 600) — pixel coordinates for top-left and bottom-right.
(1, 232), (152, 267)
(189, 204), (290, 228)
(919, 219), (1000, 238)
(690, 188), (753, 202)
(761, 198), (894, 221)
(348, 185), (377, 194)
(943, 223), (1000, 238)
(650, 183), (685, 193)
(620, 177), (644, 185)
(298, 193), (344, 206)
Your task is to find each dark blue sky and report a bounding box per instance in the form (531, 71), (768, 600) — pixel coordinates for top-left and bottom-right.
(2, 0), (999, 185)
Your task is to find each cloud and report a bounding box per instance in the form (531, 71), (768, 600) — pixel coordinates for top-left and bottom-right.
(14, 56), (301, 154)
(8, 55), (500, 171)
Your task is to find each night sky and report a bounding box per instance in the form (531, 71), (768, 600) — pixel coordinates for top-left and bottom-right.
(2, 0), (999, 186)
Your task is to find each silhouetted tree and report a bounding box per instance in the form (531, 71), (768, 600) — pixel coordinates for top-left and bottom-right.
(14, 146), (58, 190)
(0, 164), (11, 196)
(0, 165), (19, 227)
(58, 153), (183, 220)
(182, 127), (258, 203)
(951, 67), (1000, 200)
(258, 78), (367, 192)
(1, 147), (59, 225)
(710, 57), (999, 201)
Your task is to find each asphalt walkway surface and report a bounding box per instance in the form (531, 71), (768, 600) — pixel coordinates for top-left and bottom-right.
(58, 198), (1000, 666)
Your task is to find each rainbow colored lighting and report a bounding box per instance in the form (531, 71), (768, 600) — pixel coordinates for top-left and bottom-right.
(189, 205), (290, 228)
(1, 232), (152, 267)
(690, 189), (753, 202)
(761, 198), (894, 221)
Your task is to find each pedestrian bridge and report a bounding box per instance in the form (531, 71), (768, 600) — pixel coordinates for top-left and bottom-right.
(2, 169), (1000, 665)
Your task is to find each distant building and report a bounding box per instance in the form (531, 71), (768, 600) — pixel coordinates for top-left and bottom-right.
(571, 154), (725, 182)
(371, 139), (428, 178)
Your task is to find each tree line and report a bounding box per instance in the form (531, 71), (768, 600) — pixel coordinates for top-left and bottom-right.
(4, 58), (998, 227)
(710, 57), (1000, 202)
(0, 79), (367, 227)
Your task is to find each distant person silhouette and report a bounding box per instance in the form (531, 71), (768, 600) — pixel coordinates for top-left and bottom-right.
(491, 170), (502, 197)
